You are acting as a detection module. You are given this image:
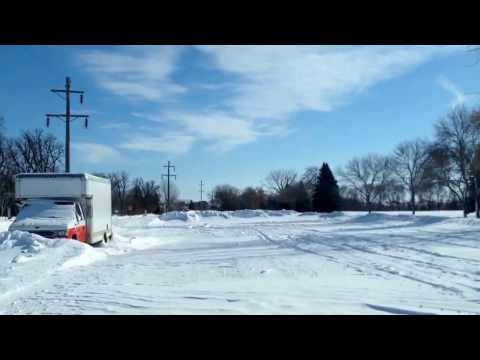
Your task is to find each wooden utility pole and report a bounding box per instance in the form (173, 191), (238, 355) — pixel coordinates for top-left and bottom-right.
(46, 77), (89, 173)
(162, 161), (176, 212)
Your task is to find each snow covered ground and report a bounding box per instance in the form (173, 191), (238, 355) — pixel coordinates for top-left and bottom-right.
(0, 210), (479, 314)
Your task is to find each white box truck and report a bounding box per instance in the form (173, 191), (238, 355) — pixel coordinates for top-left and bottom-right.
(9, 173), (112, 245)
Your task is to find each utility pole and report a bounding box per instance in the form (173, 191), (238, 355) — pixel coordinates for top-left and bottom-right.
(200, 180), (204, 202)
(46, 77), (89, 173)
(162, 161), (176, 212)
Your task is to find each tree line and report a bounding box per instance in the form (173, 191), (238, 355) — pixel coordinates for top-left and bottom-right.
(0, 121), (64, 216)
(210, 163), (341, 213)
(92, 171), (182, 215)
(2, 104), (480, 217)
(338, 105), (480, 217)
(0, 119), (183, 216)
(210, 105), (480, 217)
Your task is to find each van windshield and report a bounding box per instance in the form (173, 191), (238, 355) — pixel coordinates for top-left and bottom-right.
(16, 199), (75, 221)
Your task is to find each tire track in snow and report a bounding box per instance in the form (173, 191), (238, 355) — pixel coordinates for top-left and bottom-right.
(253, 228), (370, 275)
(256, 228), (468, 298)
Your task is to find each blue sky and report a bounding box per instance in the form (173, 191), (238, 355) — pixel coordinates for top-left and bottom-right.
(1, 45), (479, 200)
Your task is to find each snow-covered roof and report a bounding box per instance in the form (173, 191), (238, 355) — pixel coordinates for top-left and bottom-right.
(16, 173), (110, 184)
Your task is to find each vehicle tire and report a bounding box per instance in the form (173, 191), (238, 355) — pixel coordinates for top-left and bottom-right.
(92, 234), (108, 248)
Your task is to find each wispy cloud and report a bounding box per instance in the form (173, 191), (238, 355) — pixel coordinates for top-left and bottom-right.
(119, 132), (195, 155)
(169, 111), (259, 152)
(436, 75), (471, 107)
(100, 122), (132, 130)
(77, 45), (464, 155)
(196, 45), (462, 120)
(72, 142), (120, 164)
(129, 110), (293, 154)
(190, 82), (237, 91)
(77, 46), (186, 101)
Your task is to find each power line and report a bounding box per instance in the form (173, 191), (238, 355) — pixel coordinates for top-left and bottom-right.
(45, 76), (89, 173)
(200, 180), (204, 202)
(162, 161), (176, 212)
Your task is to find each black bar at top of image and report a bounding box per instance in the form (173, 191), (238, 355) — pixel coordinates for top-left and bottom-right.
(1, 20), (480, 45)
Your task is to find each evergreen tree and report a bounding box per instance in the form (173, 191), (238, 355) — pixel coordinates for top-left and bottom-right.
(313, 163), (340, 212)
(188, 200), (195, 210)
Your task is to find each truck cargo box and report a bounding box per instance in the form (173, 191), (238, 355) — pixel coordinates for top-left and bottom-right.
(14, 173), (112, 244)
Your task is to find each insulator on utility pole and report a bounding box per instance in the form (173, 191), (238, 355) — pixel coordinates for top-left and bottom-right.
(45, 77), (90, 173)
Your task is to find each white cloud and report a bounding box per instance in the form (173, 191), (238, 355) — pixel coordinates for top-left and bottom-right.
(436, 75), (470, 107)
(72, 142), (120, 164)
(174, 111), (259, 152)
(100, 122), (131, 130)
(119, 132), (195, 155)
(76, 45), (464, 155)
(196, 45), (463, 120)
(77, 46), (186, 101)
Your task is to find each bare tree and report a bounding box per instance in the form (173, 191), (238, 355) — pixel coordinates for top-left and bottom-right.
(0, 124), (11, 217)
(128, 177), (161, 214)
(118, 171), (130, 215)
(265, 169), (298, 194)
(432, 106), (480, 217)
(212, 184), (240, 211)
(381, 179), (406, 210)
(106, 172), (122, 214)
(338, 154), (391, 213)
(471, 109), (480, 217)
(6, 129), (63, 173)
(240, 187), (267, 209)
(389, 139), (432, 214)
(102, 171), (130, 215)
(301, 166), (319, 197)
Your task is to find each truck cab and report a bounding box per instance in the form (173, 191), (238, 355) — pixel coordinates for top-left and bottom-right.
(9, 198), (88, 241)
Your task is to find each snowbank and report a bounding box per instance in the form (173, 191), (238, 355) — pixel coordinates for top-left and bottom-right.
(0, 230), (62, 253)
(196, 210), (230, 219)
(158, 209), (300, 222)
(345, 212), (450, 227)
(0, 218), (13, 232)
(160, 211), (200, 222)
(299, 211), (345, 217)
(0, 230), (109, 306)
(0, 230), (106, 268)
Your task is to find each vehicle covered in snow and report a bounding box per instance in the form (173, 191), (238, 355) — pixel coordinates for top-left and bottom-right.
(9, 173), (112, 245)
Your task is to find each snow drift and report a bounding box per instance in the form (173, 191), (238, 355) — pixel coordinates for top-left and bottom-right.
(160, 211), (200, 222)
(158, 209), (300, 222)
(0, 230), (106, 307)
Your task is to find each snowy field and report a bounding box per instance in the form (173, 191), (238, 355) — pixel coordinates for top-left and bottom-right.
(0, 210), (479, 314)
